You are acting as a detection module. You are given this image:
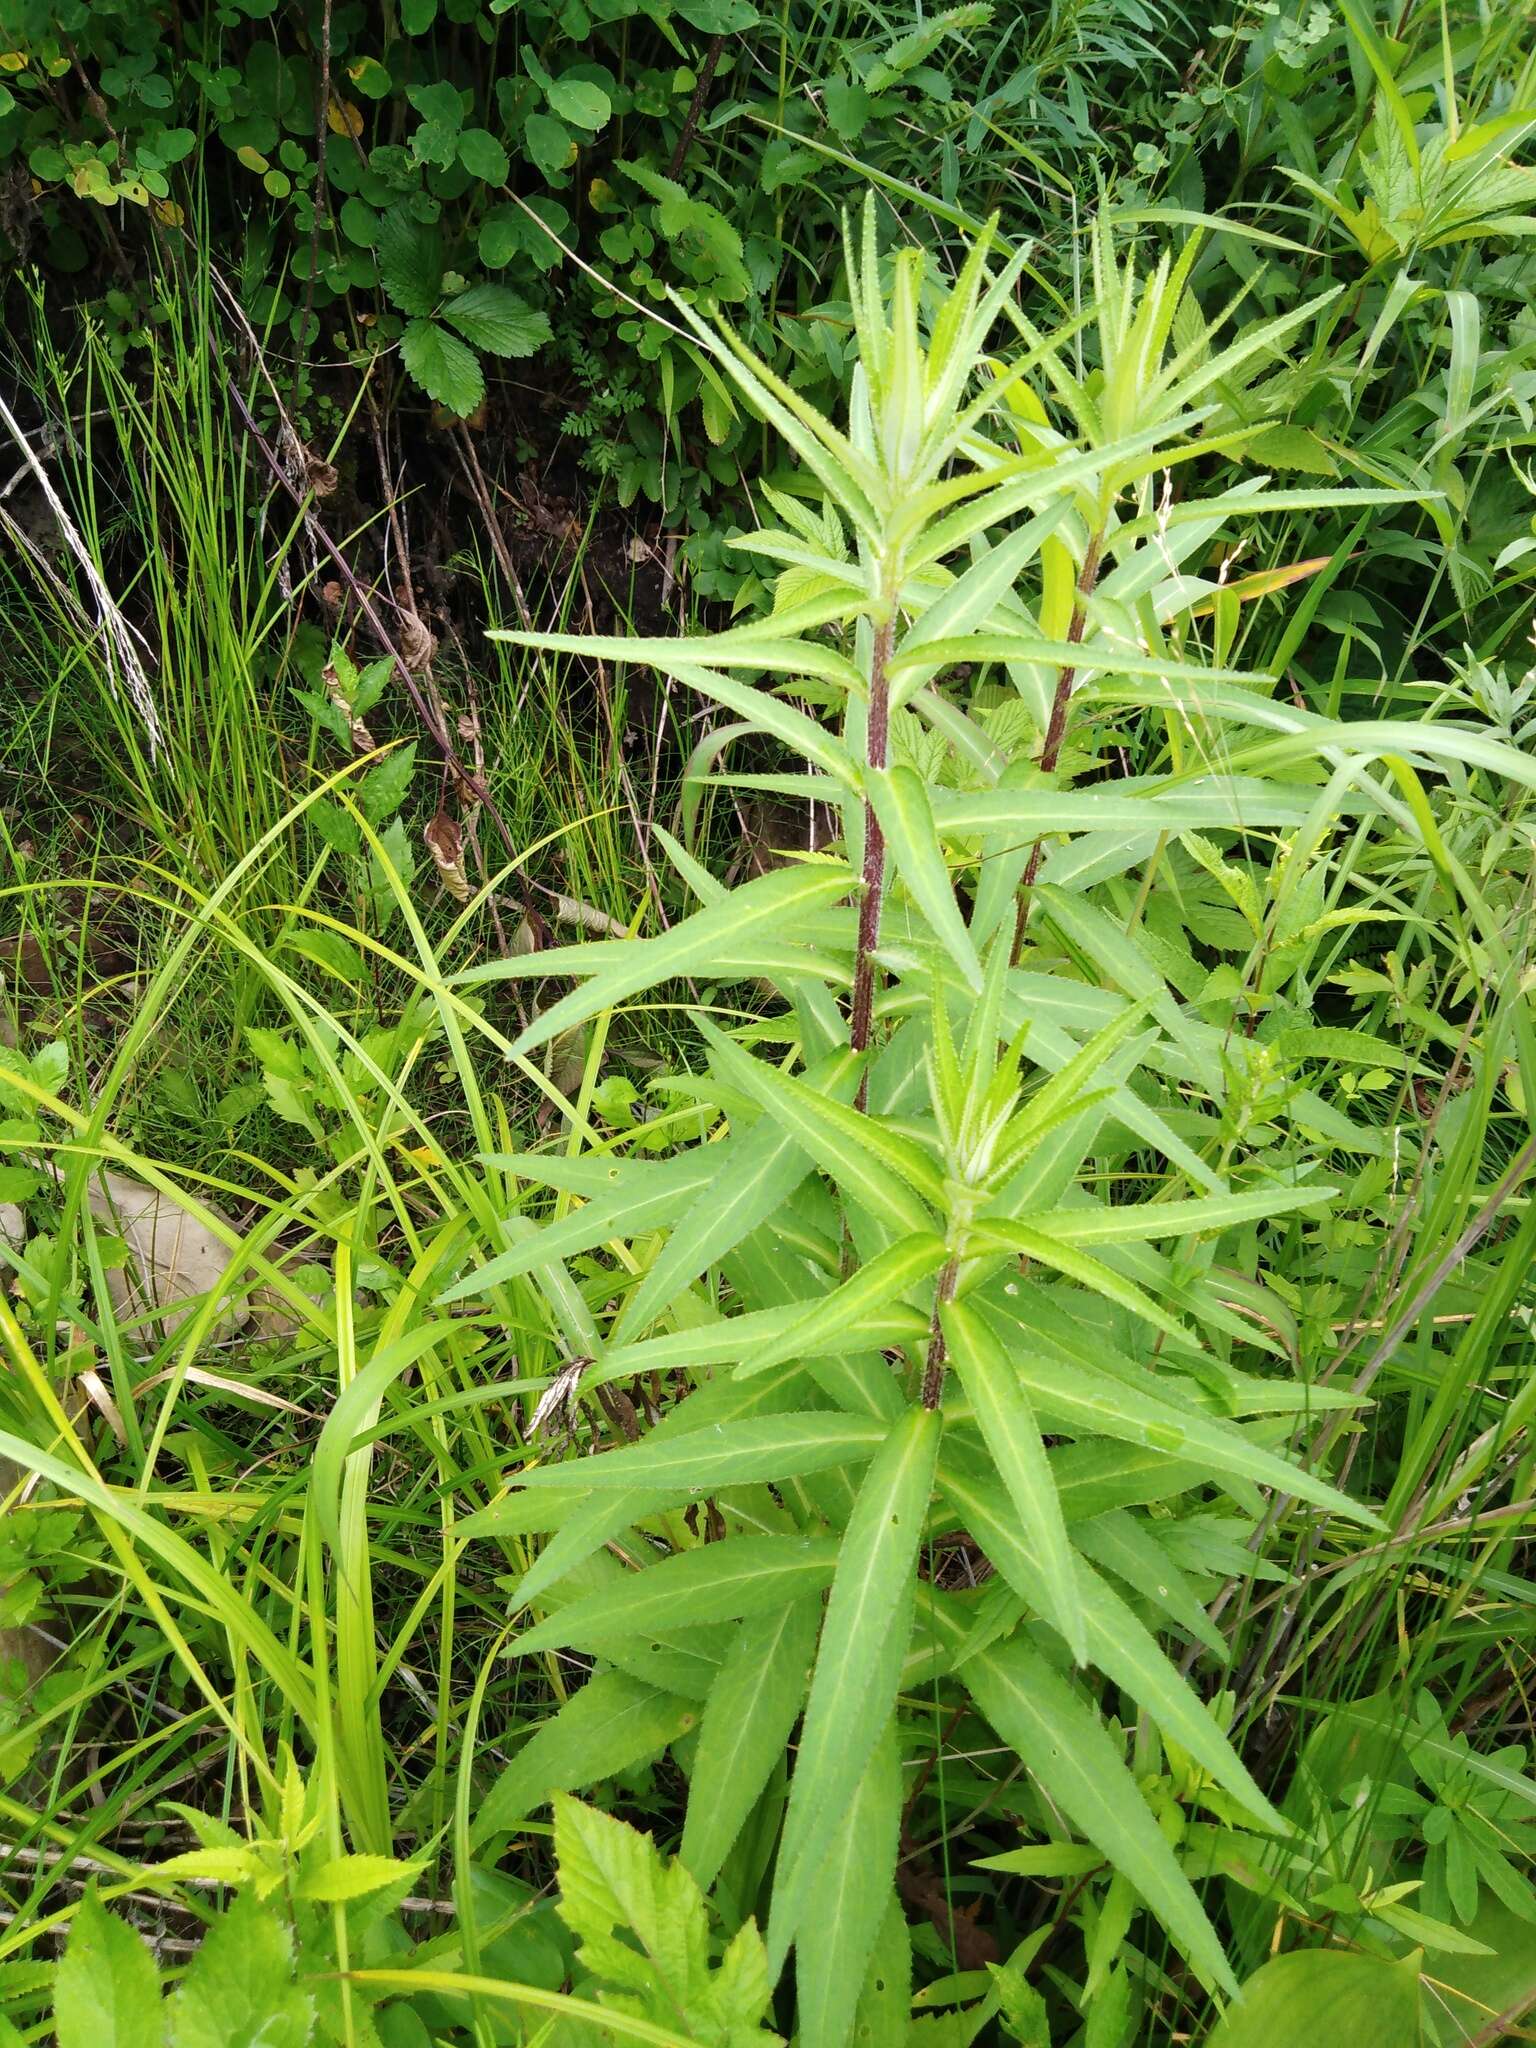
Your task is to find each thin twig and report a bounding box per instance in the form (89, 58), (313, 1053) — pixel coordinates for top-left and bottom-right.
(1011, 531), (1103, 962)
(667, 36), (725, 178)
(0, 390), (162, 757)
(293, 0), (334, 417)
(214, 333), (541, 930)
(450, 422), (534, 634)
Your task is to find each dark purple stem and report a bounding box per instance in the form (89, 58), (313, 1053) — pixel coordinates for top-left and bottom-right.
(1011, 531), (1105, 963)
(921, 1256), (961, 1410)
(849, 613), (895, 1100)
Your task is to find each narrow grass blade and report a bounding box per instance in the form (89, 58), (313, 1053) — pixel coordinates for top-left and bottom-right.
(347, 1970), (711, 2047)
(312, 1320), (459, 1559)
(0, 1430), (317, 1727)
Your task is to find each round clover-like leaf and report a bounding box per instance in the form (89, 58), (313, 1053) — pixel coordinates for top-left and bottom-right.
(457, 126), (510, 183)
(524, 112), (575, 175)
(546, 78), (610, 131)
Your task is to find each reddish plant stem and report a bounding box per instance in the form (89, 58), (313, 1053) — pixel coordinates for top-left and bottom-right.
(921, 1255), (961, 1410)
(1010, 531), (1105, 963)
(294, 0), (333, 418)
(849, 613), (895, 1101)
(667, 34), (725, 177)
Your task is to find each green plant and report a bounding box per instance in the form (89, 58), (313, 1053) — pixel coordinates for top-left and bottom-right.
(9, 1), (1536, 2039)
(0, 0), (1288, 537)
(385, 199), (1536, 2040)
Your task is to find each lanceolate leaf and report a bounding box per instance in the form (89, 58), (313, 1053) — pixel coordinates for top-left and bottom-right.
(1010, 1184), (1336, 1245)
(681, 1597), (822, 1892)
(795, 1719), (903, 2048)
(599, 1623), (730, 1703)
(438, 1161), (717, 1303)
(473, 1673), (695, 1847)
(768, 1406), (940, 1972)
(866, 763), (983, 988)
(888, 633), (1268, 685)
(853, 1898), (913, 2047)
(1072, 1507), (1227, 1656)
(599, 1296), (930, 1383)
(958, 1625), (1238, 1994)
(613, 1048), (862, 1342)
(967, 1215), (1197, 1346)
(939, 1445), (1279, 1828)
(735, 1232), (948, 1379)
(509, 1364), (816, 1606)
(513, 1413), (890, 1493)
(995, 985), (1223, 1193)
(477, 1150), (709, 1197)
(934, 780), (1327, 836)
(514, 1536), (840, 1652)
(700, 1021), (940, 1236)
(1031, 886), (1204, 1068)
(941, 1296), (1086, 1663)
(454, 864), (854, 1058)
(489, 619), (866, 694)
(959, 1308), (1380, 1526)
(671, 661), (862, 787)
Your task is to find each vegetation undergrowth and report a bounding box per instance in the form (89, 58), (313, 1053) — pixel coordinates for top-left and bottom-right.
(2, 0), (1536, 2044)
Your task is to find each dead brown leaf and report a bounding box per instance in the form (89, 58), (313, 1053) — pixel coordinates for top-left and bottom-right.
(398, 612), (437, 672)
(323, 659), (375, 752)
(424, 809), (473, 901)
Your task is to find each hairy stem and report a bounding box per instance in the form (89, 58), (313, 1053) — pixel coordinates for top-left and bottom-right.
(850, 611), (895, 1097)
(921, 1254), (961, 1410)
(1011, 530), (1104, 963)
(667, 34), (725, 177)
